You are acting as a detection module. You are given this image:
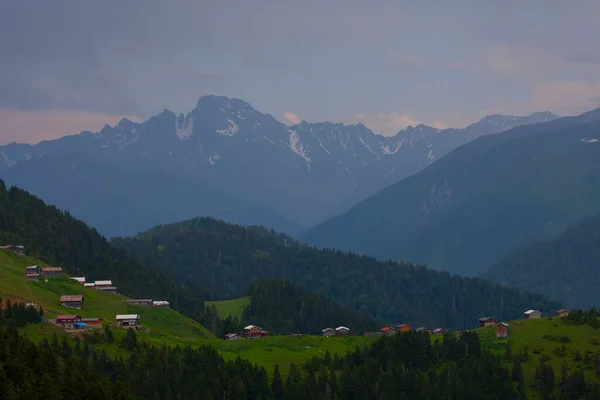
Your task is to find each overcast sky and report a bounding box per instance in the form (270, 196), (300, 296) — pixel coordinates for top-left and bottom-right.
(2, 0), (600, 144)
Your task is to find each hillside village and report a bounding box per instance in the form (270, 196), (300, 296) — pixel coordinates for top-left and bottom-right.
(2, 244), (174, 334)
(0, 243), (574, 347)
(2, 244), (573, 341)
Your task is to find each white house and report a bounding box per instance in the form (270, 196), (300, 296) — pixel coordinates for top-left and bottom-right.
(524, 309), (542, 319)
(322, 328), (336, 337)
(335, 326), (350, 336)
(116, 314), (140, 327)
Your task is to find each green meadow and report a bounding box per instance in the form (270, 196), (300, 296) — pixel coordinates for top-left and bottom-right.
(205, 296), (251, 320)
(1, 249), (372, 375)
(8, 248), (600, 387)
(477, 316), (600, 397)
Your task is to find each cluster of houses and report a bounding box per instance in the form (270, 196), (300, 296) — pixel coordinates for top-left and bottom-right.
(6, 245), (576, 342)
(23, 264), (117, 296)
(0, 244), (25, 255)
(224, 308), (573, 341)
(24, 265), (64, 281)
(55, 314), (142, 330)
(16, 256), (171, 332)
(73, 277), (118, 294)
(322, 326), (351, 337)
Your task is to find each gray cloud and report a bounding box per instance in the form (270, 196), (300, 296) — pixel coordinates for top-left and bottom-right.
(1, 0), (600, 137)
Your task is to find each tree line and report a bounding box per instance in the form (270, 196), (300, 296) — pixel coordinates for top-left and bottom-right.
(114, 216), (562, 328)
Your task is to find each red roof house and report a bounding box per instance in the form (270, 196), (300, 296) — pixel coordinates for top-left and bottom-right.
(556, 309), (570, 317)
(0, 245), (25, 255)
(496, 322), (509, 338)
(26, 273), (39, 281)
(60, 295), (84, 309)
(41, 267), (63, 277)
(56, 315), (82, 328)
(478, 317), (496, 327)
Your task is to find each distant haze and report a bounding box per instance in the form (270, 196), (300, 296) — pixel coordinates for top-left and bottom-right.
(1, 1), (600, 143)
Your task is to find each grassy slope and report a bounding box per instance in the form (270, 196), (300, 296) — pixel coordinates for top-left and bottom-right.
(0, 249), (214, 346)
(205, 296), (251, 320)
(1, 250), (373, 375)
(214, 335), (372, 375)
(477, 316), (600, 397)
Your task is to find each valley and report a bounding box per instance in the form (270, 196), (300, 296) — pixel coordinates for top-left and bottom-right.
(4, 2), (600, 398)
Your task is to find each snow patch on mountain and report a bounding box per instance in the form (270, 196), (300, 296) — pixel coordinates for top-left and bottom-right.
(209, 150), (221, 165)
(381, 140), (402, 155)
(216, 119), (239, 136)
(318, 139), (331, 155)
(263, 136), (276, 145)
(288, 129), (312, 170)
(176, 118), (193, 140)
(384, 166), (396, 179)
(427, 143), (435, 163)
(582, 137), (599, 143)
(359, 136), (377, 156)
(0, 151), (16, 167)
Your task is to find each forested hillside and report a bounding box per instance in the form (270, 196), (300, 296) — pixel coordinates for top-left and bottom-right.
(113, 217), (562, 328)
(484, 213), (600, 308)
(305, 110), (600, 276)
(240, 279), (380, 335)
(0, 320), (532, 400)
(0, 180), (387, 337)
(0, 180), (207, 322)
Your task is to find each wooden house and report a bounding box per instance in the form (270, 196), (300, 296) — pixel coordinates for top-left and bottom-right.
(94, 280), (112, 289)
(26, 273), (39, 281)
(244, 325), (268, 339)
(322, 328), (336, 337)
(71, 277), (85, 284)
(381, 327), (395, 335)
(0, 245), (25, 255)
(335, 326), (350, 336)
(224, 333), (240, 340)
(524, 309), (542, 319)
(60, 295), (84, 309)
(496, 322), (509, 338)
(126, 299), (153, 306)
(478, 317), (496, 327)
(56, 314), (82, 328)
(25, 265), (39, 274)
(397, 324), (411, 333)
(152, 300), (170, 307)
(41, 267), (63, 277)
(556, 309), (570, 317)
(81, 318), (103, 329)
(415, 327), (431, 333)
(116, 314), (140, 327)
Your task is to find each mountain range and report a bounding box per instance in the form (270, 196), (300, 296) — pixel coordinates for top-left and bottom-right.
(0, 95), (558, 237)
(305, 107), (600, 276)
